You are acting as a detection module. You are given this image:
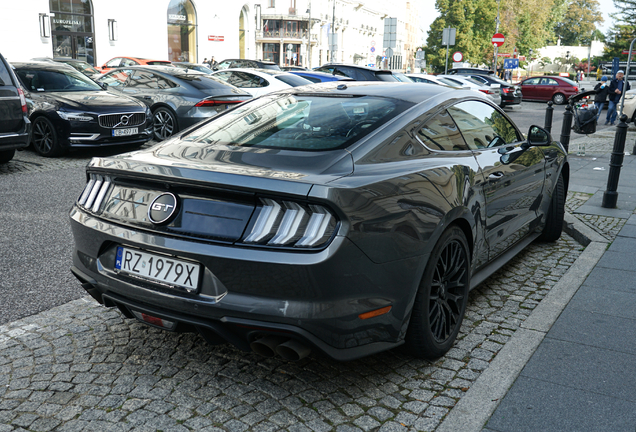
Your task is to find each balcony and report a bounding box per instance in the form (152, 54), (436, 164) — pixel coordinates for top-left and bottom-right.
(256, 30), (317, 41)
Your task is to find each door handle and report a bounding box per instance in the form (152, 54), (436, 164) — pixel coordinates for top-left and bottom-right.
(488, 172), (505, 180)
(141, 96), (152, 100)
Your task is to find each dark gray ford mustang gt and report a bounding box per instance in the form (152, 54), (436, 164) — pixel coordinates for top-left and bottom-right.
(70, 82), (567, 361)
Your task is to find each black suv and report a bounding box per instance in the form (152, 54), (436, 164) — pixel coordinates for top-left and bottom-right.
(447, 67), (494, 76)
(215, 59), (280, 71)
(0, 53), (30, 163)
(314, 64), (398, 81)
(462, 73), (522, 107)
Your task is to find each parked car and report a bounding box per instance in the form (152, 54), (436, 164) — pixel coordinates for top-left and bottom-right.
(461, 74), (522, 107)
(172, 62), (214, 74)
(406, 74), (463, 88)
(447, 67), (495, 76)
(70, 81), (567, 362)
(289, 70), (354, 83)
(31, 57), (102, 80)
(392, 72), (414, 82)
(314, 64), (399, 81)
(97, 66), (252, 141)
(438, 75), (503, 106)
(0, 53), (30, 163)
(621, 89), (636, 122)
(281, 66), (309, 71)
(215, 59), (280, 71)
(518, 76), (579, 105)
(12, 61), (153, 157)
(99, 57), (172, 74)
(210, 68), (312, 97)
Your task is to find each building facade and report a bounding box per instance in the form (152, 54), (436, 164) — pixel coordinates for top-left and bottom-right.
(2, 0), (419, 71)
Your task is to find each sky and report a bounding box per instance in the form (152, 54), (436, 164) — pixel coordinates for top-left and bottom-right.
(419, 0), (619, 43)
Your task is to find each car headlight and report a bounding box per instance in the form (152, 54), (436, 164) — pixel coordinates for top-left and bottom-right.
(57, 111), (92, 122)
(624, 93), (636, 100)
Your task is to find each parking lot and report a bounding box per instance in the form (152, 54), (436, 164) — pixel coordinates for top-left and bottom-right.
(0, 99), (595, 431)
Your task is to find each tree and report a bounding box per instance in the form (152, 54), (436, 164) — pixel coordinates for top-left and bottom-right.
(600, 24), (636, 60)
(612, 0), (636, 25)
(554, 0), (603, 45)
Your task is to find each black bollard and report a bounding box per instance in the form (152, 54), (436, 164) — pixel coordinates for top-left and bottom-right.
(544, 101), (554, 133)
(559, 104), (574, 153)
(602, 114), (629, 208)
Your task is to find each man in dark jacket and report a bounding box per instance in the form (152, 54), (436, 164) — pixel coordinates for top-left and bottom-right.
(605, 70), (631, 125)
(594, 76), (610, 123)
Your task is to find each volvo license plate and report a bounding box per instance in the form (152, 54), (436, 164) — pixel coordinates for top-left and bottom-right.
(115, 246), (200, 292)
(113, 128), (138, 137)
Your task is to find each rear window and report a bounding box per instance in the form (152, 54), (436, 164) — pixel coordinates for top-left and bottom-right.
(181, 93), (414, 151)
(274, 74), (313, 87)
(178, 74), (235, 90)
(0, 57), (13, 86)
(260, 63), (281, 71)
(146, 61), (172, 66)
(559, 77), (577, 87)
(375, 73), (398, 82)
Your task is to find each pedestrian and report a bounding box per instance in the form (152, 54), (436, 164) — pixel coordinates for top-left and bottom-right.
(605, 70), (631, 125)
(596, 66), (602, 81)
(209, 56), (218, 69)
(593, 76), (610, 123)
(203, 57), (208, 66)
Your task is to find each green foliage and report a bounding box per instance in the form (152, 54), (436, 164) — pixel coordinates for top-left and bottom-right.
(554, 0), (603, 45)
(600, 24), (636, 61)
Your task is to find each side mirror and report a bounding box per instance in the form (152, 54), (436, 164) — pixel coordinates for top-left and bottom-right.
(99, 81), (108, 89)
(527, 125), (551, 146)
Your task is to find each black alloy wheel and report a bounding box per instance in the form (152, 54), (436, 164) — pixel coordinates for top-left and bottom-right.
(152, 107), (177, 141)
(405, 226), (470, 360)
(32, 116), (64, 157)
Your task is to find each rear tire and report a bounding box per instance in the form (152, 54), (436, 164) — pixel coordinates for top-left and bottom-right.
(538, 174), (565, 242)
(0, 149), (15, 164)
(405, 226), (471, 360)
(552, 93), (566, 105)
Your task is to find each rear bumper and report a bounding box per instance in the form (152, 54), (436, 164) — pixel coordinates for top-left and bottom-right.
(0, 116), (31, 152)
(69, 207), (424, 360)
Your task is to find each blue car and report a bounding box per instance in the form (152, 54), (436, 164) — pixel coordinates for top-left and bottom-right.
(289, 70), (354, 83)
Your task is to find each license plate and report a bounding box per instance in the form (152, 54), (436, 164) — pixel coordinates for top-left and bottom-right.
(115, 246), (200, 292)
(112, 128), (138, 137)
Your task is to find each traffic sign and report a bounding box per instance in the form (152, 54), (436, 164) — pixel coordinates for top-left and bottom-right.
(452, 52), (463, 62)
(371, 40), (376, 47)
(370, 47), (375, 53)
(492, 33), (505, 47)
(385, 47), (394, 57)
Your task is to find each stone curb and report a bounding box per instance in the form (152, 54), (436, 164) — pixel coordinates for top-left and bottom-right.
(436, 218), (608, 432)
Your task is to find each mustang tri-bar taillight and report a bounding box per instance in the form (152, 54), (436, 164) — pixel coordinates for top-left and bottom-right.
(242, 198), (337, 248)
(77, 174), (111, 213)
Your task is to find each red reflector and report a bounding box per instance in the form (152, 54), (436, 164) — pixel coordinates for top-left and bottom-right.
(195, 99), (243, 107)
(359, 306), (392, 320)
(141, 313), (165, 327)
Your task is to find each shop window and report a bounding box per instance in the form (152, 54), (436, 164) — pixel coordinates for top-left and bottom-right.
(167, 0), (197, 63)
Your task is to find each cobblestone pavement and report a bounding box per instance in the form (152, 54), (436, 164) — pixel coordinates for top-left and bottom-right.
(566, 191), (628, 241)
(0, 234), (584, 432)
(566, 125), (636, 155)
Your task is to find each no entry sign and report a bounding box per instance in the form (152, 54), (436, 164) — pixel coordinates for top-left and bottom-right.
(452, 52), (463, 62)
(492, 33), (505, 47)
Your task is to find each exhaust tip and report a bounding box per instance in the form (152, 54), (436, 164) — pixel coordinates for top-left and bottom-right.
(250, 336), (288, 358)
(275, 339), (311, 361)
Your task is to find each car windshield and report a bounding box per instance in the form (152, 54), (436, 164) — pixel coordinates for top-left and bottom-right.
(393, 73), (414, 83)
(16, 68), (102, 92)
(274, 74), (313, 87)
(261, 63), (281, 71)
(181, 93), (414, 151)
(65, 61), (100, 75)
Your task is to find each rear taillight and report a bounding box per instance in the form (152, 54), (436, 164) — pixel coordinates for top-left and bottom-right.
(242, 198), (338, 248)
(574, 86), (579, 92)
(77, 174), (111, 213)
(195, 99), (243, 107)
(17, 88), (27, 114)
(502, 87), (513, 93)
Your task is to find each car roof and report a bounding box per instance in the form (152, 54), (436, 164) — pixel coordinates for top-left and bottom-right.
(219, 59), (277, 65)
(291, 70), (353, 79)
(106, 65), (207, 77)
(318, 63), (391, 72)
(213, 68), (291, 76)
(12, 61), (76, 70)
(281, 81), (468, 104)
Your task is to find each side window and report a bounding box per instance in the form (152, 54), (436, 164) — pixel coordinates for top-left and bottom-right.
(227, 71), (256, 88)
(127, 71), (157, 89)
(0, 57), (12, 86)
(156, 76), (177, 89)
(121, 59), (138, 67)
(216, 61), (231, 70)
(523, 78), (540, 85)
(316, 67), (335, 75)
(448, 100), (521, 150)
(470, 75), (488, 85)
(213, 72), (232, 82)
(105, 58), (122, 68)
(100, 70), (131, 88)
(332, 68), (351, 78)
(416, 110), (469, 152)
(546, 78), (559, 86)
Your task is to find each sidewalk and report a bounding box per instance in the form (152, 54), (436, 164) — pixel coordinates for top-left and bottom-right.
(440, 123), (636, 432)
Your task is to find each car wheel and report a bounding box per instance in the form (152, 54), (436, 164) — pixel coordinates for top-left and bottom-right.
(405, 225), (470, 360)
(552, 93), (566, 105)
(32, 116), (65, 157)
(538, 174), (565, 242)
(152, 107), (177, 141)
(0, 149), (15, 164)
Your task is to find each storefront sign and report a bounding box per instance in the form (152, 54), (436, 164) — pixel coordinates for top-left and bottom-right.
(53, 18), (81, 26)
(169, 14), (186, 21)
(208, 35), (224, 41)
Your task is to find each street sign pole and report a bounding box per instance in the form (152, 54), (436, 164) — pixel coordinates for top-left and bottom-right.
(493, 0), (501, 73)
(445, 28), (450, 74)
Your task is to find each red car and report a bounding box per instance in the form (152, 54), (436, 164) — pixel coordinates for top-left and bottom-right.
(518, 76), (579, 105)
(99, 57), (172, 73)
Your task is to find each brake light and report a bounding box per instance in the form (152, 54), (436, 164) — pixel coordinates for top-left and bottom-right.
(574, 86), (579, 92)
(17, 88), (27, 114)
(195, 99), (243, 107)
(502, 87), (513, 94)
(479, 89), (489, 94)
